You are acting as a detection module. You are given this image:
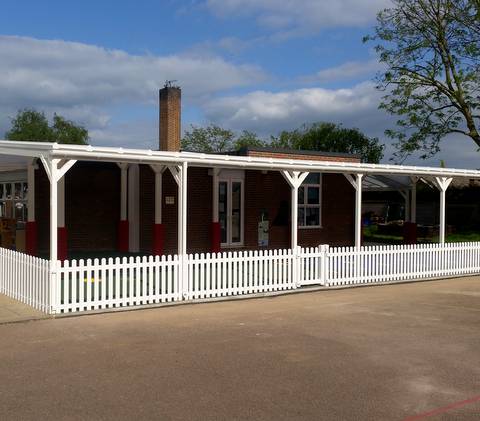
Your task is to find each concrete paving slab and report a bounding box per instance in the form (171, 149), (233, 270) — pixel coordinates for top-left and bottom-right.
(0, 294), (48, 324)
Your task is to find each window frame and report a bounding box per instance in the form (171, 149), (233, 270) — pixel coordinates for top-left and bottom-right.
(298, 173), (322, 229)
(0, 180), (28, 225)
(217, 170), (245, 248)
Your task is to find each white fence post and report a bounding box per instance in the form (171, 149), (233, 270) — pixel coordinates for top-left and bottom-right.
(319, 244), (330, 286)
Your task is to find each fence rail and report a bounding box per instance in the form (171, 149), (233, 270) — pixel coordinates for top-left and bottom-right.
(2, 242), (480, 315)
(0, 248), (50, 312)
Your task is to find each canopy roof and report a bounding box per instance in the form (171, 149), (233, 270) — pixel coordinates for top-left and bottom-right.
(0, 140), (479, 180)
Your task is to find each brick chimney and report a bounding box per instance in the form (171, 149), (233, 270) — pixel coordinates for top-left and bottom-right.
(159, 84), (181, 151)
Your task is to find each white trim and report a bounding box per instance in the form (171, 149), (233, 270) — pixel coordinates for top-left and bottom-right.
(1, 140), (479, 180)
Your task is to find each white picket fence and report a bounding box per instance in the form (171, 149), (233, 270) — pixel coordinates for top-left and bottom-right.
(0, 248), (50, 312)
(56, 249), (295, 313)
(325, 242), (480, 286)
(2, 242), (480, 315)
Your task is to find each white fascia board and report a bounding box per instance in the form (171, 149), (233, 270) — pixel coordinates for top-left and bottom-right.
(0, 139), (480, 180)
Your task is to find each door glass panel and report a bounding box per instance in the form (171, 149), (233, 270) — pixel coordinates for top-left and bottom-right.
(219, 182), (228, 243)
(231, 182), (241, 243)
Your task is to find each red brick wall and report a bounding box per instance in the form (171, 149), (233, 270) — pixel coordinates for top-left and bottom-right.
(36, 163), (354, 255)
(139, 166), (212, 254)
(244, 171), (354, 249)
(36, 162), (120, 255)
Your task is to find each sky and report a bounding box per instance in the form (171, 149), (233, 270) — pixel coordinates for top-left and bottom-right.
(0, 0), (478, 168)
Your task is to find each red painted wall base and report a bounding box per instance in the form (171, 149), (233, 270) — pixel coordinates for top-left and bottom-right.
(118, 220), (129, 252)
(152, 223), (165, 255)
(211, 222), (221, 253)
(26, 221), (38, 256)
(58, 227), (68, 261)
(403, 222), (418, 244)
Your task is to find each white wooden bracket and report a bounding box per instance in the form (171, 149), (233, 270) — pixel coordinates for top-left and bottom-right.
(150, 164), (166, 174)
(344, 173), (363, 190)
(40, 156), (77, 183)
(168, 165), (182, 186)
(281, 170), (309, 189)
(434, 177), (453, 192)
(117, 163), (129, 171)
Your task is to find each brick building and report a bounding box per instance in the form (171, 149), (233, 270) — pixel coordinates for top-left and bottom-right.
(2, 85), (363, 259)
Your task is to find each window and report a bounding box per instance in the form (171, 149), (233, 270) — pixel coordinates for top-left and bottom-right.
(298, 173), (321, 228)
(217, 171), (244, 246)
(0, 181), (28, 226)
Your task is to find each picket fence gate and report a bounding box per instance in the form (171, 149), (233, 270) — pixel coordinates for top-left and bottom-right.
(0, 248), (50, 313)
(2, 242), (480, 315)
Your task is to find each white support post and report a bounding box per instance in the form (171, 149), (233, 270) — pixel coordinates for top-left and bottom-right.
(435, 177), (452, 244)
(410, 177), (418, 223)
(118, 163), (129, 221)
(150, 165), (166, 224)
(58, 176), (65, 229)
(344, 173), (363, 249)
(399, 189), (410, 222)
(281, 170), (309, 250)
(281, 170), (309, 287)
(212, 168), (220, 223)
(27, 159), (36, 222)
(48, 159), (59, 314)
(181, 161), (188, 257)
(169, 163), (188, 297)
(41, 157), (77, 314)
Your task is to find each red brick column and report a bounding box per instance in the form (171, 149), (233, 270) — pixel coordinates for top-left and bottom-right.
(211, 222), (221, 253)
(152, 223), (164, 255)
(25, 221), (38, 256)
(118, 220), (129, 252)
(403, 222), (417, 244)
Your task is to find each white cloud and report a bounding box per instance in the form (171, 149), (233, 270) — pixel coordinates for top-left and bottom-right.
(0, 35), (265, 116)
(204, 82), (387, 134)
(206, 0), (391, 32)
(309, 59), (385, 83)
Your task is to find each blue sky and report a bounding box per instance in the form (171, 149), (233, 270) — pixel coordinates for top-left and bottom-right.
(0, 0), (478, 167)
